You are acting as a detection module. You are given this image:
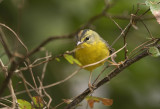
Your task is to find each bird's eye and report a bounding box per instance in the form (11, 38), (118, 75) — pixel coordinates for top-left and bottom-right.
(85, 37), (90, 41)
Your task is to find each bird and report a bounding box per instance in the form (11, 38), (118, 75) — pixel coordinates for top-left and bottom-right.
(75, 29), (115, 91)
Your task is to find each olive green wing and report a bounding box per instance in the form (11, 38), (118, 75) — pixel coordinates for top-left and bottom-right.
(103, 39), (117, 63)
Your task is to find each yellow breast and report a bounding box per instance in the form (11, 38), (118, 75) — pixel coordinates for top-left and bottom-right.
(75, 41), (110, 71)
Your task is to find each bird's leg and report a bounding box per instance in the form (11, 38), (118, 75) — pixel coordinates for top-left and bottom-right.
(107, 60), (119, 65)
(88, 71), (95, 92)
(109, 53), (127, 67)
(106, 59), (125, 68)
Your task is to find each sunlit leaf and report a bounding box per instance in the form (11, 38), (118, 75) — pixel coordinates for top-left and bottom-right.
(148, 46), (160, 57)
(145, 0), (160, 24)
(64, 54), (82, 66)
(17, 99), (32, 109)
(63, 99), (82, 108)
(86, 96), (113, 108)
(55, 57), (60, 62)
(32, 96), (44, 108)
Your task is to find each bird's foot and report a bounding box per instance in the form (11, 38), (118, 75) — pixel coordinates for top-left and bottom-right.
(88, 83), (96, 93)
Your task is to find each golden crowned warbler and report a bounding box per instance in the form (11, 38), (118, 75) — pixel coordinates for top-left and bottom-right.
(75, 29), (114, 90)
(75, 29), (112, 71)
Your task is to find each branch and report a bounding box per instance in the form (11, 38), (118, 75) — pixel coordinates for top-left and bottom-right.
(0, 28), (13, 58)
(27, 34), (75, 58)
(0, 59), (17, 108)
(64, 44), (160, 109)
(0, 61), (17, 97)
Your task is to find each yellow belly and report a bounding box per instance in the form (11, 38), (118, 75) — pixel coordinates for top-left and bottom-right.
(75, 42), (110, 71)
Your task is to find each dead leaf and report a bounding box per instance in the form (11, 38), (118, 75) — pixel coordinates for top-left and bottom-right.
(87, 99), (100, 108)
(32, 96), (44, 108)
(99, 97), (113, 106)
(86, 96), (113, 108)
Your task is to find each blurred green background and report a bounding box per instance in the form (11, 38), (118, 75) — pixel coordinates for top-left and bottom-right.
(0, 0), (160, 109)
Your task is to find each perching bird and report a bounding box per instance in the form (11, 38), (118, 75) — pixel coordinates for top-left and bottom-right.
(75, 29), (115, 91)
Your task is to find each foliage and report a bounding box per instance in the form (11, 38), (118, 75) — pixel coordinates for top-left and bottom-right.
(17, 99), (32, 109)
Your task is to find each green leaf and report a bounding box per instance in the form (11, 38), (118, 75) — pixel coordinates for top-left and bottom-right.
(55, 57), (60, 62)
(145, 0), (160, 24)
(32, 96), (44, 108)
(148, 46), (160, 57)
(86, 96), (100, 101)
(64, 54), (82, 66)
(17, 99), (32, 109)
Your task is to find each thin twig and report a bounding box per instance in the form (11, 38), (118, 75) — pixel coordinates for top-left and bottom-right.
(0, 27), (13, 58)
(18, 73), (39, 94)
(0, 23), (28, 53)
(92, 65), (110, 85)
(110, 16), (132, 47)
(41, 51), (50, 82)
(38, 77), (52, 109)
(27, 34), (75, 58)
(19, 72), (36, 107)
(0, 102), (10, 108)
(0, 98), (13, 104)
(2, 68), (82, 99)
(24, 62), (38, 89)
(53, 101), (65, 109)
(128, 38), (157, 58)
(32, 55), (51, 66)
(139, 19), (153, 39)
(0, 59), (17, 108)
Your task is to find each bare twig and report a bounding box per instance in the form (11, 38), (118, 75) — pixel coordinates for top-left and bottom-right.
(32, 55), (51, 66)
(0, 27), (13, 58)
(41, 51), (50, 82)
(128, 38), (158, 58)
(18, 72), (36, 107)
(123, 16), (133, 59)
(27, 34), (75, 58)
(0, 59), (17, 108)
(24, 62), (38, 90)
(139, 19), (154, 39)
(53, 101), (65, 109)
(110, 17), (132, 47)
(2, 67), (82, 99)
(38, 77), (52, 109)
(18, 73), (39, 94)
(0, 102), (10, 108)
(0, 98), (13, 104)
(92, 65), (110, 85)
(0, 23), (28, 53)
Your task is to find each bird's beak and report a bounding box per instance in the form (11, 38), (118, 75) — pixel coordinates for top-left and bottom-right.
(77, 41), (83, 46)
